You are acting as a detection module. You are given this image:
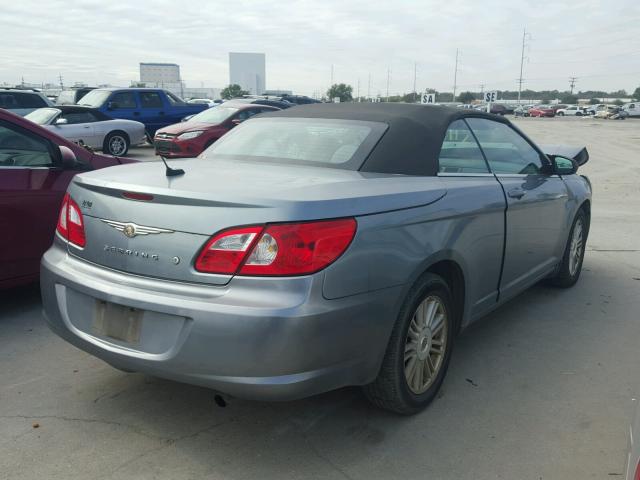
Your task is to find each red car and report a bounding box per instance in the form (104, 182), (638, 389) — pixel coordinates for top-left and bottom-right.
(0, 108), (134, 289)
(528, 105), (556, 117)
(154, 103), (279, 158)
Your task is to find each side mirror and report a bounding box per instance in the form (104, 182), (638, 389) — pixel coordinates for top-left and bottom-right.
(107, 101), (117, 110)
(549, 155), (577, 175)
(54, 117), (68, 125)
(59, 145), (79, 169)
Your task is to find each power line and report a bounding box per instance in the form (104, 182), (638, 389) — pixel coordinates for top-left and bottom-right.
(517, 27), (531, 104)
(569, 76), (578, 94)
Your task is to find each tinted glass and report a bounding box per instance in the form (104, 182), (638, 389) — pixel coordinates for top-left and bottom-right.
(56, 90), (76, 105)
(165, 91), (185, 105)
(140, 92), (163, 108)
(62, 112), (95, 124)
(201, 117), (386, 170)
(14, 93), (48, 108)
(438, 120), (489, 174)
(466, 118), (543, 174)
(0, 120), (53, 167)
(111, 92), (136, 108)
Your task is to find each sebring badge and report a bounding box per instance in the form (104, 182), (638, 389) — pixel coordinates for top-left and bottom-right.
(101, 219), (174, 238)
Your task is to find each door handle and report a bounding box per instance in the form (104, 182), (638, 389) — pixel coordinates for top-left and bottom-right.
(508, 188), (526, 199)
(83, 126), (90, 129)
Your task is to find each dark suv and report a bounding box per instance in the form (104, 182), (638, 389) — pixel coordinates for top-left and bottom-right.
(0, 88), (53, 116)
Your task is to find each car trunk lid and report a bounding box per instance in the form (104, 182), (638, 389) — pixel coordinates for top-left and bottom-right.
(65, 159), (446, 285)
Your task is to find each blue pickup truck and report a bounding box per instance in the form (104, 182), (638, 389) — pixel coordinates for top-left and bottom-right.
(77, 88), (208, 137)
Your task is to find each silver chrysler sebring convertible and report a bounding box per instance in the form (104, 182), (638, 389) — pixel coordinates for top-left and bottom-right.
(41, 103), (591, 414)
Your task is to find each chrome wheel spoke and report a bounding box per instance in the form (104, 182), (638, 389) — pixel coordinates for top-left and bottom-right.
(403, 295), (448, 395)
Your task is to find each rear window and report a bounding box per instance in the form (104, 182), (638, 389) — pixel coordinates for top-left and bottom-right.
(200, 117), (387, 170)
(0, 92), (47, 109)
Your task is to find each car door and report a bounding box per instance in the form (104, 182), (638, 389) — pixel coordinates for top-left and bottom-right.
(436, 119), (507, 320)
(53, 111), (97, 147)
(466, 117), (571, 301)
(0, 119), (78, 285)
(138, 91), (166, 134)
(106, 91), (139, 122)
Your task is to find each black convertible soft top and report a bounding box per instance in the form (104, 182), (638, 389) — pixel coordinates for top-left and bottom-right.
(261, 103), (511, 176)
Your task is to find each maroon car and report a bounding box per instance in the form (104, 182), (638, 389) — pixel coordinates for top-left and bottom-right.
(154, 103), (279, 158)
(0, 108), (133, 289)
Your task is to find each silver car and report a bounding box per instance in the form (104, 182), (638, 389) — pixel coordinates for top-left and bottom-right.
(41, 104), (592, 414)
(25, 106), (146, 156)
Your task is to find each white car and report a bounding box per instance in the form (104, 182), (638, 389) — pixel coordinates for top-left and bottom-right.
(187, 98), (218, 108)
(556, 105), (586, 116)
(25, 106), (146, 156)
(622, 102), (640, 117)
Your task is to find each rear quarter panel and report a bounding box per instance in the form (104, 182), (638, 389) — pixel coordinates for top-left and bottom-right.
(323, 176), (506, 328)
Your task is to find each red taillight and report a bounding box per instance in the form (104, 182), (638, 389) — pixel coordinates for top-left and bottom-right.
(194, 218), (357, 276)
(56, 193), (86, 248)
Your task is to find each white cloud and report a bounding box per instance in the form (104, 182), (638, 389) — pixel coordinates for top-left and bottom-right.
(1, 0), (638, 94)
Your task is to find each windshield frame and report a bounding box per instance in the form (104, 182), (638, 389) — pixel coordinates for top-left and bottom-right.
(199, 117), (389, 171)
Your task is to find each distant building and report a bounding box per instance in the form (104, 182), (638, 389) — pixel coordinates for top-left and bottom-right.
(229, 53), (265, 95)
(139, 63), (181, 86)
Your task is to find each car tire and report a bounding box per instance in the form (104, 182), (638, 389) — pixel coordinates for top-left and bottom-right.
(104, 131), (130, 156)
(557, 112), (564, 116)
(363, 273), (455, 415)
(576, 112), (582, 116)
(548, 208), (589, 288)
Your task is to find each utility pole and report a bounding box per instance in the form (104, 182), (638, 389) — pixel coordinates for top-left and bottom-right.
(386, 67), (390, 102)
(58, 73), (63, 90)
(517, 28), (529, 105)
(452, 49), (459, 101)
(367, 73), (371, 100)
(569, 76), (578, 94)
(479, 84), (485, 97)
(357, 78), (360, 102)
(413, 62), (417, 103)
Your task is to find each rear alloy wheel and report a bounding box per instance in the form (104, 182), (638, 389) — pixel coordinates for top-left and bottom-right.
(557, 111), (564, 116)
(363, 273), (454, 414)
(104, 131), (129, 156)
(548, 208), (589, 288)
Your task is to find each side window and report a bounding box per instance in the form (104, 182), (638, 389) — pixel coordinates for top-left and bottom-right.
(0, 121), (53, 167)
(165, 91), (185, 106)
(139, 92), (163, 108)
(110, 92), (137, 109)
(0, 93), (19, 109)
(466, 118), (543, 175)
(61, 112), (94, 124)
(236, 109), (260, 121)
(438, 120), (489, 174)
(15, 93), (48, 109)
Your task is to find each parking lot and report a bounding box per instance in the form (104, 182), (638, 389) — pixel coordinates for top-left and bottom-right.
(2, 117), (639, 479)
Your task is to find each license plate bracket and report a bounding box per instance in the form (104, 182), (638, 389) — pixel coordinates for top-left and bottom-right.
(93, 300), (143, 344)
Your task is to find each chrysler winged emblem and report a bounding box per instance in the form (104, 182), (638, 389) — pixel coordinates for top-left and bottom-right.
(101, 219), (174, 238)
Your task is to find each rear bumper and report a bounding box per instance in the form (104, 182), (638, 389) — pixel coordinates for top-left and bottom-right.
(40, 244), (400, 401)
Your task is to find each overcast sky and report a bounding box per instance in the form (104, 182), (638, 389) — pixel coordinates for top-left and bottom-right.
(1, 0), (639, 96)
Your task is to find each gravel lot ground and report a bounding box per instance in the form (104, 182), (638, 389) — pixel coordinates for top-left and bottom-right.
(2, 117), (639, 480)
